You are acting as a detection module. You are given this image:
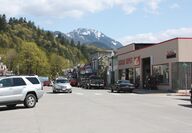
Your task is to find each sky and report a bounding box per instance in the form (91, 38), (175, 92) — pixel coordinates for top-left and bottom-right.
(0, 0), (192, 45)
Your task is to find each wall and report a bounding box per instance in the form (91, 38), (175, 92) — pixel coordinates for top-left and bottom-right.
(117, 44), (135, 55)
(178, 39), (192, 62)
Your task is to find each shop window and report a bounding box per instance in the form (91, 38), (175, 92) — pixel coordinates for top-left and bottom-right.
(135, 68), (140, 83)
(153, 64), (169, 84)
(129, 68), (134, 83)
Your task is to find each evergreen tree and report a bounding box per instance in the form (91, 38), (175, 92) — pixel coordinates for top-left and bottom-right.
(0, 14), (7, 31)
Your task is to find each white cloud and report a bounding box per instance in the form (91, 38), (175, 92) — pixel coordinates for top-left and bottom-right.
(170, 3), (180, 9)
(120, 27), (192, 45)
(0, 0), (163, 18)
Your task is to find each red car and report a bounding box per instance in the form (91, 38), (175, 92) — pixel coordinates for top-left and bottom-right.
(70, 78), (78, 87)
(43, 80), (52, 86)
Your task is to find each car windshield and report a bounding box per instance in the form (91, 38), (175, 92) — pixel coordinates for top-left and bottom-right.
(56, 79), (69, 83)
(118, 80), (130, 84)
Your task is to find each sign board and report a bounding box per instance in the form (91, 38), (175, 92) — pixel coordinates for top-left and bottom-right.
(134, 56), (140, 66)
(166, 50), (176, 59)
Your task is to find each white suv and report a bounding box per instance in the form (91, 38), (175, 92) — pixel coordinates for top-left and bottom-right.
(0, 75), (44, 108)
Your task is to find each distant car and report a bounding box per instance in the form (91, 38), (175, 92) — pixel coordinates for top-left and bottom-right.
(53, 78), (72, 93)
(43, 80), (52, 86)
(70, 78), (78, 87)
(85, 76), (104, 89)
(79, 78), (88, 88)
(111, 80), (135, 93)
(0, 75), (44, 108)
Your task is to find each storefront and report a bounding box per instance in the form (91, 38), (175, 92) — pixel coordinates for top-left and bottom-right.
(117, 38), (192, 91)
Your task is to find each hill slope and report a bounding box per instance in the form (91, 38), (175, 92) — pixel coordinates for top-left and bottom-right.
(0, 15), (99, 77)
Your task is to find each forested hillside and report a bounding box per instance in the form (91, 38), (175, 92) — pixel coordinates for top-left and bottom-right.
(0, 14), (99, 78)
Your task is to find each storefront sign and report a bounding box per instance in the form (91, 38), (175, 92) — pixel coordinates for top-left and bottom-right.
(166, 50), (176, 59)
(119, 56), (141, 66)
(119, 59), (125, 65)
(126, 57), (133, 64)
(134, 56), (140, 66)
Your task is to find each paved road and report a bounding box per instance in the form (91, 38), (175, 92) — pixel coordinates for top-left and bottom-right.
(0, 87), (192, 133)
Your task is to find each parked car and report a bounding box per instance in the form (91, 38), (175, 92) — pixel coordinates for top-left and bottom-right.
(53, 78), (72, 93)
(43, 80), (53, 86)
(111, 80), (135, 93)
(85, 76), (104, 89)
(0, 75), (44, 108)
(70, 78), (78, 87)
(79, 78), (88, 88)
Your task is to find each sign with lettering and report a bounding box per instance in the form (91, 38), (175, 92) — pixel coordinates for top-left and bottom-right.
(119, 56), (141, 66)
(119, 60), (125, 65)
(126, 57), (133, 64)
(134, 56), (140, 66)
(166, 50), (176, 59)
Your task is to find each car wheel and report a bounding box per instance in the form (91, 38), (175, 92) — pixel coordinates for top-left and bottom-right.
(111, 89), (114, 93)
(87, 85), (90, 89)
(6, 104), (17, 108)
(24, 94), (37, 108)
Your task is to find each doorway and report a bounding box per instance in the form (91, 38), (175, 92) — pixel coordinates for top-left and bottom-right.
(142, 57), (151, 88)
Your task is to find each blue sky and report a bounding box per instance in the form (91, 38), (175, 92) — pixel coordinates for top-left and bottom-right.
(0, 0), (192, 45)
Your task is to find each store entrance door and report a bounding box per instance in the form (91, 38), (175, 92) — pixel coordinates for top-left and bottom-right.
(142, 57), (151, 88)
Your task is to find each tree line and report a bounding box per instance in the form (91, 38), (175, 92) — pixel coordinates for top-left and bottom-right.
(0, 14), (99, 78)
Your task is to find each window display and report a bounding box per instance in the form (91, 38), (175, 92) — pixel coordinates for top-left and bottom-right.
(153, 64), (169, 84)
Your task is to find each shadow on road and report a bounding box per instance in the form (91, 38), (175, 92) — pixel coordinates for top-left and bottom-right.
(81, 88), (109, 90)
(178, 104), (192, 108)
(0, 106), (27, 112)
(46, 92), (72, 95)
(176, 98), (190, 102)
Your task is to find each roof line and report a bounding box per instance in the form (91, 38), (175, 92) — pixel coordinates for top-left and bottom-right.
(117, 37), (192, 56)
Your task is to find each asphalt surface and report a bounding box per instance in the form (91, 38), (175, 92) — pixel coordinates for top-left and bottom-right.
(0, 87), (192, 133)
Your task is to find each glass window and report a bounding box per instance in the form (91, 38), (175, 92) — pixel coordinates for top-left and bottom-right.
(56, 79), (69, 83)
(0, 78), (13, 87)
(26, 77), (40, 84)
(117, 80), (130, 84)
(135, 68), (140, 84)
(13, 78), (26, 86)
(153, 64), (169, 84)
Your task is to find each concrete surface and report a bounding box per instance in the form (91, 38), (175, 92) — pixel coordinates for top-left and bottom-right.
(0, 87), (191, 133)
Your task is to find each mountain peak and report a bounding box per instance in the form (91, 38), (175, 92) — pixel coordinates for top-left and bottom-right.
(66, 28), (122, 49)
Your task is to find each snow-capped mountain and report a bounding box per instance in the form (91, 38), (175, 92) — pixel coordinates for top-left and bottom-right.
(66, 28), (123, 49)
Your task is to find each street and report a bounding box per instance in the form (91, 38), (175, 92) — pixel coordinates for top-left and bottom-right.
(0, 87), (192, 133)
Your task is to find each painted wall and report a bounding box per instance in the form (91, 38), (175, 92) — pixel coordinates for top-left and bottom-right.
(178, 39), (192, 62)
(117, 38), (181, 90)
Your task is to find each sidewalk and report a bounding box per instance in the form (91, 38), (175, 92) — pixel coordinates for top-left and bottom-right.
(133, 88), (191, 96)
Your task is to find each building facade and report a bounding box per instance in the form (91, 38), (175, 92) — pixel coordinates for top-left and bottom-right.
(117, 38), (192, 91)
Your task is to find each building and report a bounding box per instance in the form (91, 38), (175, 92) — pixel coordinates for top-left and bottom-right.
(117, 37), (192, 91)
(91, 50), (114, 72)
(90, 50), (114, 86)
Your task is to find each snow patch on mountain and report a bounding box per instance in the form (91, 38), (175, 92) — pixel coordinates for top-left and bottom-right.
(66, 28), (123, 49)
